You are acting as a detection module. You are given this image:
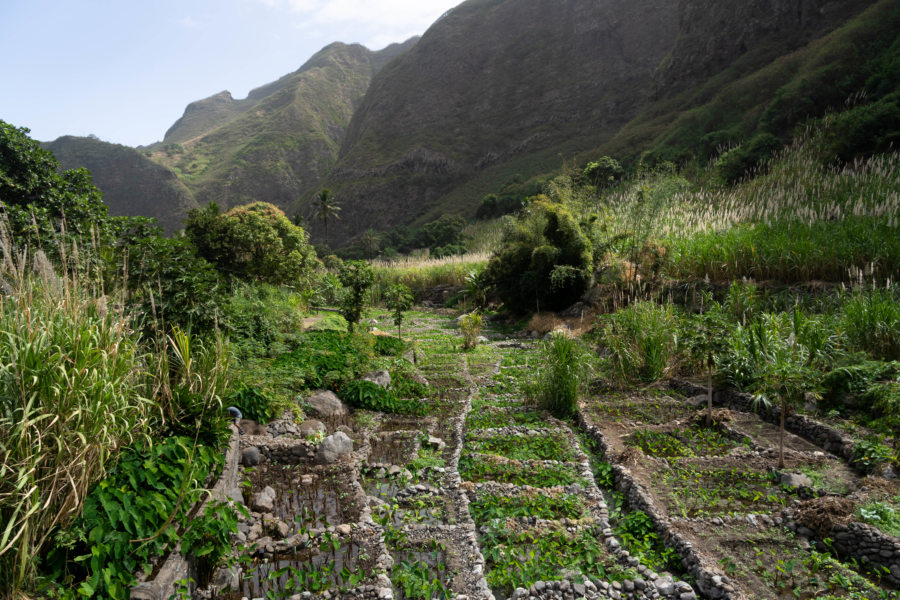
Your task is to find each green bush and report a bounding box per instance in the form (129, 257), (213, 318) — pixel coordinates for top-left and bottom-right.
(273, 331), (374, 391)
(822, 99), (900, 164)
(225, 386), (275, 423)
(42, 437), (225, 599)
(485, 199), (593, 313)
(338, 260), (375, 332)
(716, 132), (783, 184)
(374, 335), (407, 356)
(526, 332), (590, 417)
(340, 380), (425, 415)
(841, 287), (900, 361)
(223, 283), (305, 360)
(600, 301), (680, 384)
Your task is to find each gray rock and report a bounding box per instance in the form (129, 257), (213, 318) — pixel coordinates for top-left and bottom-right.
(780, 472), (813, 488)
(213, 566), (240, 591)
(306, 390), (348, 418)
(251, 485), (276, 512)
(316, 431), (354, 464)
(226, 486), (245, 505)
(363, 370), (391, 388)
(239, 419), (268, 436)
(299, 419), (326, 437)
(241, 446), (260, 466)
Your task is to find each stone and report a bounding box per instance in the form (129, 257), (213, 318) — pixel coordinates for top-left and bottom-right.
(780, 472), (813, 488)
(336, 524), (352, 536)
(363, 370), (392, 388)
(239, 419), (268, 436)
(306, 390), (349, 418)
(251, 486), (276, 512)
(477, 336), (490, 344)
(227, 486), (245, 504)
(241, 446), (261, 466)
(299, 419), (326, 437)
(425, 436), (446, 451)
(316, 432), (354, 464)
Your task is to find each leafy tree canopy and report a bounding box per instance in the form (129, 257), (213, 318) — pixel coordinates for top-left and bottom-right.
(0, 120), (112, 247)
(186, 201), (320, 286)
(485, 198), (593, 313)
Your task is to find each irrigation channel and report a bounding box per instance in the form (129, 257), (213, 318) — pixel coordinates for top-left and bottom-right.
(195, 310), (899, 600)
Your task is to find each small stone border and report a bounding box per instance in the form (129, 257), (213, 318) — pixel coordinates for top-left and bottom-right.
(576, 411), (738, 600)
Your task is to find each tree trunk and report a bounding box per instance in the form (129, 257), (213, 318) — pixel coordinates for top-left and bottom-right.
(779, 400), (786, 469)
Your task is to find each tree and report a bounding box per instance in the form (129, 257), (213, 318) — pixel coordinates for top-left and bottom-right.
(385, 283), (414, 339)
(186, 202), (320, 287)
(337, 260), (374, 332)
(583, 156), (623, 189)
(316, 189), (341, 246)
(0, 120), (113, 250)
(484, 198), (593, 313)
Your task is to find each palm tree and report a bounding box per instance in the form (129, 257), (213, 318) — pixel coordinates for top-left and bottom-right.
(316, 189), (341, 246)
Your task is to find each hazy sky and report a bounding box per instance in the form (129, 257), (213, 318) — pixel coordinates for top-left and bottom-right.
(0, 0), (460, 147)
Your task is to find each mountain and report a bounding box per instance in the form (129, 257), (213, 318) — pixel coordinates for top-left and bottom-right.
(145, 39), (418, 212)
(315, 0), (885, 244)
(42, 136), (195, 234)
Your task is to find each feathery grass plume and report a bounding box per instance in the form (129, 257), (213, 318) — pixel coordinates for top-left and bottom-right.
(0, 231), (151, 596)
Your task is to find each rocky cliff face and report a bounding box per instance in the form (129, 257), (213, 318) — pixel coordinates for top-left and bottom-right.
(319, 0), (681, 241)
(654, 0), (875, 94)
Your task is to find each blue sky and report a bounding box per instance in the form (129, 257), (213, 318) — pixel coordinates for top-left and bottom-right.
(0, 0), (460, 147)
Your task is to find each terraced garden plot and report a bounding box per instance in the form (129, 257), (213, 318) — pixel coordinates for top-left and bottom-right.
(670, 521), (894, 599)
(469, 491), (591, 524)
(625, 424), (750, 458)
(459, 453), (590, 487)
(584, 390), (698, 425)
(221, 532), (377, 598)
(368, 431), (420, 465)
(466, 406), (549, 429)
(467, 431), (578, 462)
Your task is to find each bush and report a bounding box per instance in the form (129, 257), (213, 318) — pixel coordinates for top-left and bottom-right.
(485, 199), (593, 313)
(841, 287), (900, 361)
(340, 380), (425, 415)
(338, 260), (375, 332)
(273, 331), (374, 391)
(374, 335), (407, 356)
(459, 312), (483, 350)
(716, 132), (783, 184)
(225, 386), (275, 423)
(527, 332), (590, 417)
(822, 99), (900, 164)
(600, 301), (680, 384)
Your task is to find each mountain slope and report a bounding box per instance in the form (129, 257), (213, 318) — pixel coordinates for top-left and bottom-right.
(42, 136), (194, 233)
(148, 39), (418, 212)
(316, 0), (881, 245)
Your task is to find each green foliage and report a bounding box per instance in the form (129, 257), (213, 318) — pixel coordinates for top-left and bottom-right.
(856, 499), (900, 537)
(223, 283), (305, 360)
(0, 266), (151, 595)
(526, 332), (590, 417)
(459, 454), (587, 487)
(469, 494), (588, 524)
(124, 233), (224, 334)
(274, 331), (374, 391)
(599, 301), (680, 384)
(341, 380), (425, 416)
(582, 156), (624, 189)
(385, 283), (414, 339)
(43, 437), (225, 599)
(469, 434), (577, 462)
(851, 436), (896, 474)
(485, 199), (593, 313)
(391, 558), (451, 600)
(373, 335), (407, 356)
(180, 500), (243, 588)
(0, 120), (113, 252)
(338, 260), (375, 332)
(841, 287), (900, 361)
(186, 201), (320, 286)
(614, 510), (682, 574)
(459, 311), (483, 350)
(716, 133), (783, 184)
(822, 99), (900, 164)
(225, 386), (275, 423)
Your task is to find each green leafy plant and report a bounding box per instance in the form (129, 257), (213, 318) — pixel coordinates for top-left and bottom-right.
(180, 501), (243, 588)
(525, 332), (590, 417)
(385, 283), (414, 339)
(599, 301), (680, 384)
(338, 260), (375, 332)
(459, 311), (483, 350)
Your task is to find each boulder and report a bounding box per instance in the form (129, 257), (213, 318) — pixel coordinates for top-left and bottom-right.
(241, 446), (260, 466)
(251, 485), (276, 512)
(780, 472), (813, 488)
(298, 419), (326, 437)
(362, 370), (391, 388)
(315, 432), (354, 464)
(306, 390), (349, 418)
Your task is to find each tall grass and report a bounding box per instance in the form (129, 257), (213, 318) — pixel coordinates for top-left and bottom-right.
(526, 332), (591, 417)
(369, 252), (489, 303)
(598, 131), (899, 283)
(0, 245), (151, 595)
(841, 286), (900, 361)
(599, 301), (680, 385)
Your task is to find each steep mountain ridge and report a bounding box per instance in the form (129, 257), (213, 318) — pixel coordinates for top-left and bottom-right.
(316, 0), (880, 244)
(42, 136), (195, 234)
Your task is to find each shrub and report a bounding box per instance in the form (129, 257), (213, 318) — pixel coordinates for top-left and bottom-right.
(0, 260), (151, 595)
(822, 99), (900, 163)
(340, 380), (425, 415)
(374, 335), (407, 356)
(225, 386), (275, 423)
(485, 199), (593, 313)
(526, 332), (591, 417)
(841, 287), (900, 361)
(338, 260), (375, 332)
(459, 312), (483, 350)
(600, 301), (679, 384)
(385, 283), (414, 339)
(716, 132), (783, 184)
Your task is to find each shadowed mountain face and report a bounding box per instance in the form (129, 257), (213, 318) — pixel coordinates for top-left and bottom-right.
(42, 136), (195, 234)
(45, 0), (887, 243)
